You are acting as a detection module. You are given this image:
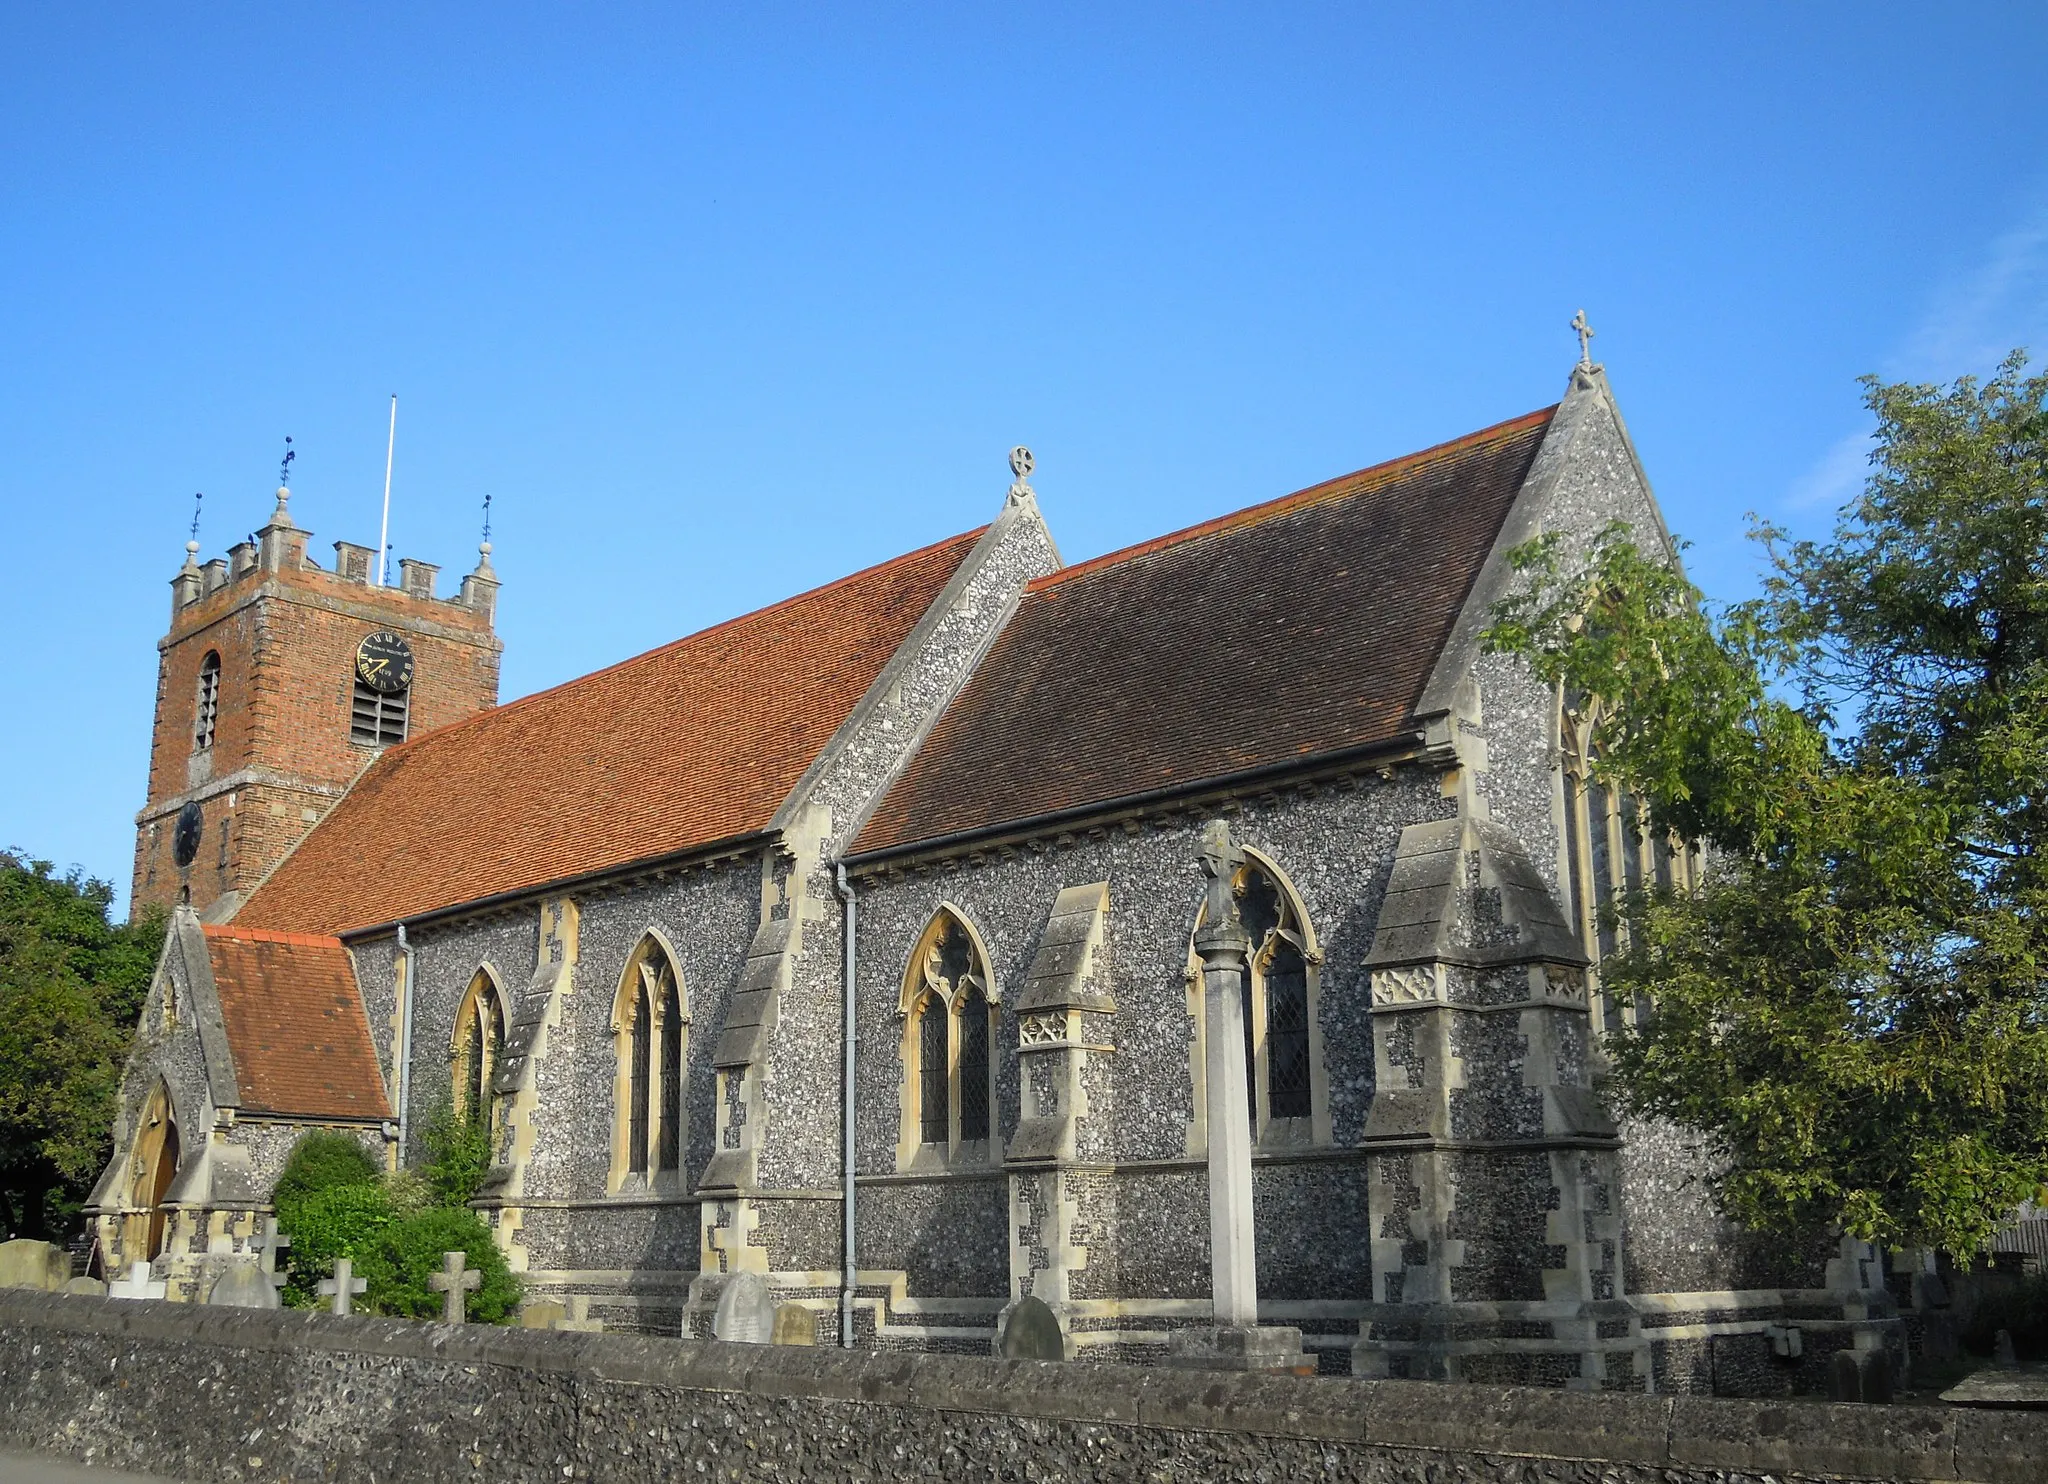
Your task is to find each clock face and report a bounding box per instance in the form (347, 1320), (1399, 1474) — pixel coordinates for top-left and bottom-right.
(355, 631), (415, 695)
(172, 800), (204, 869)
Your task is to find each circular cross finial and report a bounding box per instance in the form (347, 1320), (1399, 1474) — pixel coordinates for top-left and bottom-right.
(1009, 446), (1034, 480)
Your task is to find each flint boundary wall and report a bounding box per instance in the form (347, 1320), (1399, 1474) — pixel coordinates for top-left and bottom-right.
(0, 1292), (2040, 1484)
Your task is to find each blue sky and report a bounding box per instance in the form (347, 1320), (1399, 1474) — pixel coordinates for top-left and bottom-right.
(4, 6), (2045, 909)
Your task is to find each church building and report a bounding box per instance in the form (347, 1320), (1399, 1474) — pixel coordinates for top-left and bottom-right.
(91, 357), (1903, 1393)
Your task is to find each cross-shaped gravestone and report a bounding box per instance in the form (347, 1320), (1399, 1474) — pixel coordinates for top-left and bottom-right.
(553, 1294), (603, 1333)
(254, 1217), (291, 1291)
(107, 1261), (167, 1301)
(428, 1250), (481, 1324)
(318, 1256), (367, 1316)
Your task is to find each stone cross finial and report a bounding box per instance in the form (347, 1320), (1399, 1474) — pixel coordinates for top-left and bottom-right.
(254, 1217), (291, 1288)
(429, 1250), (482, 1324)
(318, 1256), (367, 1316)
(1196, 819), (1248, 952)
(1571, 309), (1596, 367)
(1007, 445), (1035, 505)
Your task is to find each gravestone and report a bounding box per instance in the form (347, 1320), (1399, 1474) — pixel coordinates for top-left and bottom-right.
(1827, 1346), (1894, 1404)
(995, 1296), (1066, 1361)
(429, 1251), (482, 1324)
(0, 1239), (69, 1291)
(206, 1261), (281, 1309)
(253, 1217), (291, 1296)
(771, 1303), (816, 1346)
(318, 1257), (367, 1316)
(711, 1272), (774, 1344)
(555, 1294), (604, 1333)
(520, 1299), (567, 1330)
(1996, 1329), (2019, 1366)
(107, 1262), (167, 1301)
(61, 1276), (107, 1297)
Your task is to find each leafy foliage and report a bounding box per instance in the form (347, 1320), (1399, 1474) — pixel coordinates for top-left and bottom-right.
(416, 1100), (493, 1209)
(277, 1181), (395, 1308)
(272, 1111), (520, 1321)
(0, 854), (164, 1240)
(273, 1129), (381, 1210)
(355, 1205), (519, 1323)
(1484, 353), (2048, 1259)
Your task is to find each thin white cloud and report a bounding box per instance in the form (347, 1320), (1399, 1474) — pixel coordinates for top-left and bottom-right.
(1785, 427), (1873, 512)
(1896, 207), (2048, 378)
(1781, 197), (2048, 517)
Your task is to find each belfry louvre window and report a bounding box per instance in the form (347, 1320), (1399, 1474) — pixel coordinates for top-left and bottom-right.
(194, 651), (221, 750)
(613, 937), (686, 1189)
(901, 908), (996, 1165)
(351, 679), (408, 746)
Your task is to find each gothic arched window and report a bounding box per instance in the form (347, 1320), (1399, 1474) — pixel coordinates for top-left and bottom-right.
(613, 936), (687, 1190)
(899, 907), (997, 1166)
(1188, 849), (1325, 1147)
(452, 971), (506, 1133)
(1560, 698), (1696, 1030)
(194, 651), (222, 751)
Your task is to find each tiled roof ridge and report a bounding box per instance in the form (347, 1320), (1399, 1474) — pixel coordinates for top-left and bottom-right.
(370, 523), (989, 761)
(200, 924), (344, 949)
(1028, 406), (1556, 594)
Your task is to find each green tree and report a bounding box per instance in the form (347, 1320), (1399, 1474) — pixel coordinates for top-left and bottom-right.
(1485, 353), (2048, 1260)
(0, 854), (164, 1240)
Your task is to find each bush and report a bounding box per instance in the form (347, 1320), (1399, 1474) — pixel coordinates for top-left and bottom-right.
(273, 1131), (380, 1211)
(276, 1182), (394, 1308)
(356, 1205), (520, 1323)
(417, 1101), (494, 1208)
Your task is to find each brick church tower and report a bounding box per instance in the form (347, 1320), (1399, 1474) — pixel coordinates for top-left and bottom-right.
(132, 482), (503, 919)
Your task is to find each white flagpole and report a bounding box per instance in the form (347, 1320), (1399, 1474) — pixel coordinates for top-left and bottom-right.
(378, 394), (397, 586)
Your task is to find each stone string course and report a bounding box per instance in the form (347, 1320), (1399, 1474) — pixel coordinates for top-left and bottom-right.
(1, 1292), (2037, 1484)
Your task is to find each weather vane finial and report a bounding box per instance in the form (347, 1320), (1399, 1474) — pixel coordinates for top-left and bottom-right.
(278, 435), (295, 489)
(481, 489), (492, 546)
(1008, 445), (1035, 505)
(1570, 309), (1596, 367)
(188, 491), (204, 544)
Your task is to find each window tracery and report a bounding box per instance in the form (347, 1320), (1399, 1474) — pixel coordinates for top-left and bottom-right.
(1188, 850), (1325, 1144)
(612, 936), (686, 1189)
(900, 907), (997, 1165)
(451, 970), (506, 1135)
(1559, 696), (1697, 1031)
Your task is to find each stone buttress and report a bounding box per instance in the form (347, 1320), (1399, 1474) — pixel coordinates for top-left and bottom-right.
(476, 897), (579, 1268)
(1003, 881), (1114, 1358)
(1354, 816), (1649, 1388)
(686, 484), (1063, 1337)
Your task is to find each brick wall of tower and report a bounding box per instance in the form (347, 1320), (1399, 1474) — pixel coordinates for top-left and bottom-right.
(133, 521), (501, 919)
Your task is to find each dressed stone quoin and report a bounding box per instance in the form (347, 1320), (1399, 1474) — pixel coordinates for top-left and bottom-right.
(91, 347), (1904, 1392)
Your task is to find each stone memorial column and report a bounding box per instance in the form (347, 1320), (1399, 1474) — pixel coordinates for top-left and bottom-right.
(1166, 821), (1305, 1372)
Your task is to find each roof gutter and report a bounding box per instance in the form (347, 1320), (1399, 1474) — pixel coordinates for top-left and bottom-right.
(843, 733), (1432, 871)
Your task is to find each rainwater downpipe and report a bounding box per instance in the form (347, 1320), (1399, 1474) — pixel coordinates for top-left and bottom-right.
(833, 862), (858, 1348)
(394, 924), (416, 1167)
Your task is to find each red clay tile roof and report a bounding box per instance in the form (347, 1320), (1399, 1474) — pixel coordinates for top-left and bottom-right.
(242, 529), (984, 934)
(203, 926), (392, 1121)
(852, 408), (1556, 857)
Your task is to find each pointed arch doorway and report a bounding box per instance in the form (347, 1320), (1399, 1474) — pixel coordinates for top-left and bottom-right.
(130, 1081), (182, 1261)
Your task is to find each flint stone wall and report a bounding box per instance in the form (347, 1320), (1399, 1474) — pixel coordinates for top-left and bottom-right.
(2, 1290), (2037, 1484)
